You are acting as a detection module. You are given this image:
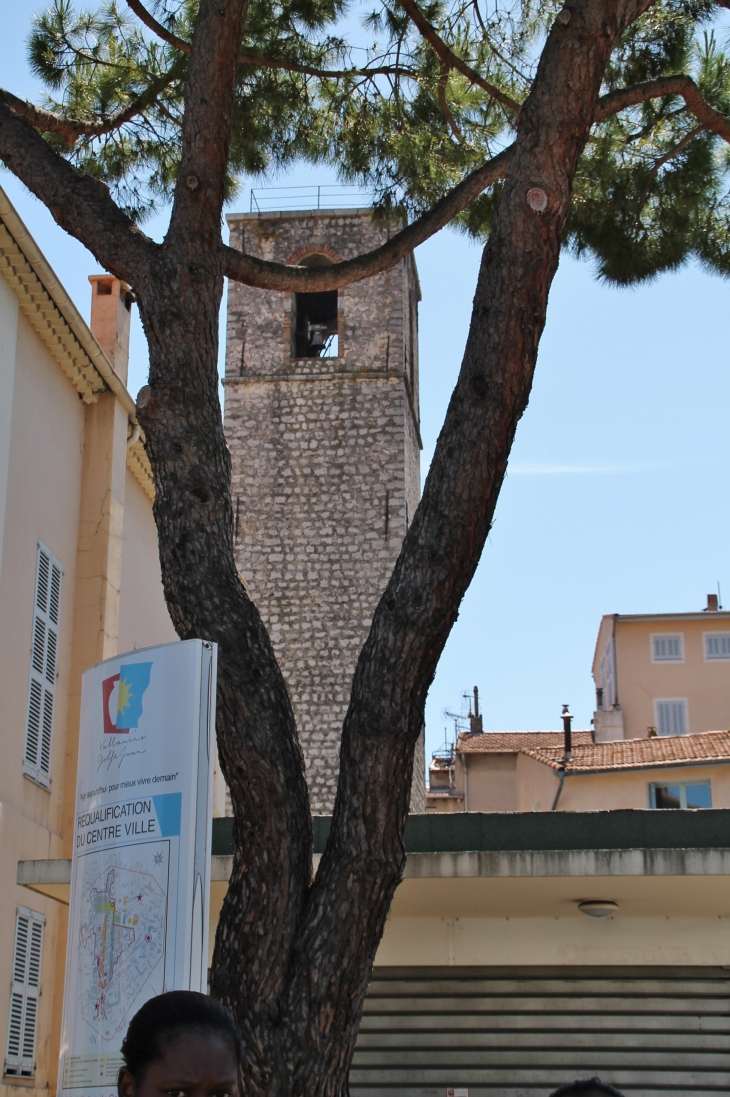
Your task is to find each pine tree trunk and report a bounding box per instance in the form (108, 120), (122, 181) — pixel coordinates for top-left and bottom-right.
(135, 261), (313, 1097)
(134, 2), (651, 1094)
(0, 0), (656, 1091)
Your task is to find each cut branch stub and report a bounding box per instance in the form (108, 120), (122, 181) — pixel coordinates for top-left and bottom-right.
(527, 187), (548, 211)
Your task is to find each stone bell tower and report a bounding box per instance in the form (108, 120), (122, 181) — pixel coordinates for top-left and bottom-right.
(224, 208), (424, 813)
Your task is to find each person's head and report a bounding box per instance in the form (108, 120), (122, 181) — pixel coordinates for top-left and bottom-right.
(118, 992), (242, 1097)
(549, 1080), (625, 1097)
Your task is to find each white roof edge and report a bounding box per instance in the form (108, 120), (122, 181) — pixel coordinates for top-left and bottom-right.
(0, 185), (137, 422)
(18, 849), (730, 886)
(615, 611), (730, 622)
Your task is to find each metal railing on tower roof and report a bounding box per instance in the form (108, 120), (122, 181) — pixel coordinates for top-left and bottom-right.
(249, 184), (372, 213)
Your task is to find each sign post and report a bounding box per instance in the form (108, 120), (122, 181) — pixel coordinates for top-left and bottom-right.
(58, 639), (217, 1097)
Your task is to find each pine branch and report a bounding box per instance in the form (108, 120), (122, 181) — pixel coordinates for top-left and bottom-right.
(221, 146), (513, 290)
(1, 75), (174, 144)
(125, 0), (190, 52)
(0, 93), (156, 280)
(639, 123), (706, 207)
(221, 73), (730, 294)
(471, 0), (533, 89)
(438, 64), (465, 142)
(125, 0), (417, 80)
(397, 0), (520, 112)
(596, 75), (730, 142)
(237, 56), (417, 80)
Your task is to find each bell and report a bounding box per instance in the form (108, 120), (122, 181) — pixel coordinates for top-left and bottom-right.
(308, 323), (328, 352)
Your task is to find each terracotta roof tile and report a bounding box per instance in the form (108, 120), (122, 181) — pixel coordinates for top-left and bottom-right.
(457, 730), (593, 753)
(522, 729), (730, 773)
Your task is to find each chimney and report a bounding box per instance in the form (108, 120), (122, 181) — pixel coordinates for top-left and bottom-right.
(469, 686), (483, 735)
(561, 703), (573, 760)
(88, 275), (134, 385)
(706, 593), (719, 613)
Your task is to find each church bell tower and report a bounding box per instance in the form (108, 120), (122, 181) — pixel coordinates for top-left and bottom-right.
(224, 208), (424, 813)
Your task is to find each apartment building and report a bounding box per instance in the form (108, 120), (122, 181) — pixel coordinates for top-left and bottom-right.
(592, 597), (730, 741)
(0, 186), (175, 1096)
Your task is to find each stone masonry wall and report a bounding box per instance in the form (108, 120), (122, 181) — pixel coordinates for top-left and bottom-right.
(224, 210), (424, 813)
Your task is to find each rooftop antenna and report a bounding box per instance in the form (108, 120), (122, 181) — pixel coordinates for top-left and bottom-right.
(719, 581), (723, 610)
(446, 687), (484, 736)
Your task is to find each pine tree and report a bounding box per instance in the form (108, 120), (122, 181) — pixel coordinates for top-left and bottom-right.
(2, 1), (729, 1093)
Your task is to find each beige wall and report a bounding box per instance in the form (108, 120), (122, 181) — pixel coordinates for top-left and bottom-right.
(515, 753), (561, 811)
(616, 616), (730, 737)
(0, 251), (168, 1095)
(0, 308), (83, 1096)
(516, 753), (730, 811)
(0, 276), (19, 587)
(0, 813), (68, 1097)
(375, 915), (730, 966)
(425, 794), (463, 813)
(594, 614), (730, 739)
(205, 868), (730, 969)
(456, 753), (518, 811)
(118, 470), (176, 655)
(375, 867), (730, 965)
(0, 308), (84, 837)
(205, 906), (730, 969)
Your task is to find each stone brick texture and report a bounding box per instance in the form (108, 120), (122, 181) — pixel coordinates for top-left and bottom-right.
(224, 209), (425, 813)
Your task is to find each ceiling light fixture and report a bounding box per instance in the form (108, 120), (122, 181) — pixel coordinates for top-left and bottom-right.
(578, 900), (618, 918)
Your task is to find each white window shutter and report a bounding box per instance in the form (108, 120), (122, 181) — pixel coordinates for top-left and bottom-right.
(652, 634), (683, 662)
(5, 909), (44, 1078)
(706, 633), (730, 659)
(656, 699), (688, 737)
(23, 545), (62, 788)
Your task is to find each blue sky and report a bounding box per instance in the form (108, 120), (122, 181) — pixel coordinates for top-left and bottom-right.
(3, 2), (729, 766)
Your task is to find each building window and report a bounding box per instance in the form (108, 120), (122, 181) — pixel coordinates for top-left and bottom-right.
(650, 782), (711, 810)
(4, 908), (44, 1078)
(24, 543), (62, 788)
(651, 633), (684, 662)
(655, 698), (688, 736)
(291, 255), (338, 359)
(705, 632), (730, 660)
(600, 642), (616, 709)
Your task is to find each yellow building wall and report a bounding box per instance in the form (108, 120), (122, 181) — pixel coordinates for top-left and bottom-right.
(0, 276), (18, 587)
(515, 753), (730, 812)
(608, 616), (730, 739)
(457, 754), (518, 812)
(0, 259), (170, 1095)
(0, 307), (84, 1097)
(118, 470), (176, 656)
(375, 915), (730, 966)
(515, 753), (562, 812)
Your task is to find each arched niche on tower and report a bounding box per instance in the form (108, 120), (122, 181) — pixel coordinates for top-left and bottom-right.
(288, 251), (340, 359)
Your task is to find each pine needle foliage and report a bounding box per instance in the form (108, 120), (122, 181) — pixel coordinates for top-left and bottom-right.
(23, 0), (730, 281)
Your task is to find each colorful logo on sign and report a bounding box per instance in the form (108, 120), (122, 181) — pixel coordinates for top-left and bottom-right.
(102, 662), (152, 734)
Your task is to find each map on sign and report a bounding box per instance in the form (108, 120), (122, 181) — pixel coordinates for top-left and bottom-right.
(76, 844), (169, 1042)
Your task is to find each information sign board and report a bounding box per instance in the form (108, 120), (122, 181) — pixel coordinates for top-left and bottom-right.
(58, 639), (217, 1097)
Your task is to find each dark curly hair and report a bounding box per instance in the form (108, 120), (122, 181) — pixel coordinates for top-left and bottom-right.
(549, 1079), (625, 1097)
(119, 992), (243, 1083)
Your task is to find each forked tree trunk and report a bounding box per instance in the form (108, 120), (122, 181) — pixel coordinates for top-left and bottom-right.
(135, 1), (651, 1094)
(0, 0), (656, 1091)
